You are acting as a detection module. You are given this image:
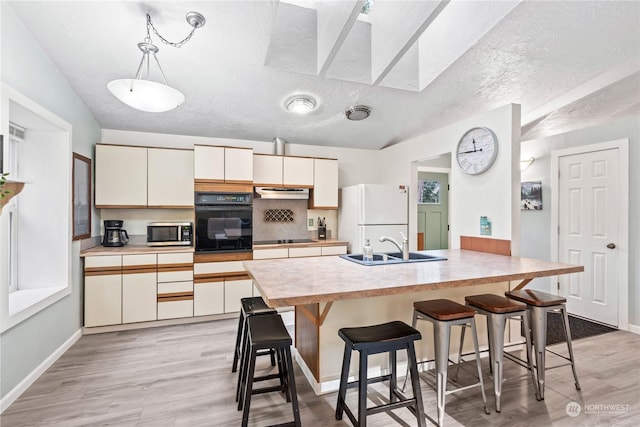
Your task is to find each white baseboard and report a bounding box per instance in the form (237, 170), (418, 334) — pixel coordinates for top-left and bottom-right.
(627, 323), (640, 335)
(1, 329), (82, 413)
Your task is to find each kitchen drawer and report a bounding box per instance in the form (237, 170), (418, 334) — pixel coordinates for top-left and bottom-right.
(158, 252), (193, 265)
(321, 245), (347, 256)
(158, 298), (193, 320)
(158, 269), (193, 283)
(123, 254), (157, 266)
(253, 248), (289, 259)
(85, 255), (121, 269)
(288, 247), (322, 258)
(158, 281), (193, 294)
(194, 260), (245, 275)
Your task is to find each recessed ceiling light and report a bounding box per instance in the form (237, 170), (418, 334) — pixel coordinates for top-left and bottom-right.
(286, 96), (317, 115)
(345, 105), (371, 121)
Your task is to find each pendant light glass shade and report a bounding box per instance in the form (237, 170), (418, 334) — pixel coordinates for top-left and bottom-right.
(107, 79), (185, 113)
(107, 12), (205, 113)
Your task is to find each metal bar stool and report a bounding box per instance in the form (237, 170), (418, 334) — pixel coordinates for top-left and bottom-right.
(335, 321), (426, 427)
(505, 289), (581, 399)
(238, 313), (301, 427)
(464, 294), (540, 412)
(409, 299), (489, 426)
(232, 296), (277, 373)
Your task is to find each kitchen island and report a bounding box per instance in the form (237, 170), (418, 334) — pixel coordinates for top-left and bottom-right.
(243, 249), (583, 393)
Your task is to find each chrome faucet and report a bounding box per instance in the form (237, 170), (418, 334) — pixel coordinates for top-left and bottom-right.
(379, 232), (409, 261)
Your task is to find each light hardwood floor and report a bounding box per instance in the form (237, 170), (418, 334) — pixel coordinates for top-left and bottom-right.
(2, 313), (639, 426)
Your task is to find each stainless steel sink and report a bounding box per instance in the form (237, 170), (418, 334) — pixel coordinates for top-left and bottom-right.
(339, 252), (447, 266)
(384, 252), (446, 261)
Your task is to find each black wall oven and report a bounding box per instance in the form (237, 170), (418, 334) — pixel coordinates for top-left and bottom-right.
(194, 192), (253, 253)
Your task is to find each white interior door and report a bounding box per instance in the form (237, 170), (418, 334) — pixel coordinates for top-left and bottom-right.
(558, 148), (619, 326)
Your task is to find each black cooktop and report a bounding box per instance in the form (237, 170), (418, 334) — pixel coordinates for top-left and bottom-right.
(254, 239), (315, 245)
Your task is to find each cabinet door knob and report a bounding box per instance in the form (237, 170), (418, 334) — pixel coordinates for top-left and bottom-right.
(606, 243), (616, 249)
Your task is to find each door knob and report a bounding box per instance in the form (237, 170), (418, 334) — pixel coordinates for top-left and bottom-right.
(607, 243), (616, 249)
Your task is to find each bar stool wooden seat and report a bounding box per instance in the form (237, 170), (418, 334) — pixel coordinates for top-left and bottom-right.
(411, 299), (489, 426)
(232, 296), (277, 373)
(336, 321), (426, 427)
(237, 313), (301, 427)
(464, 294), (540, 412)
(505, 289), (581, 399)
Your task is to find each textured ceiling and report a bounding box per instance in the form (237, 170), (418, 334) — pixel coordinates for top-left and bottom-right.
(7, 0), (640, 150)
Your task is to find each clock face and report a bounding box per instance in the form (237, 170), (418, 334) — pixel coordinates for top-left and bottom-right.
(456, 127), (498, 175)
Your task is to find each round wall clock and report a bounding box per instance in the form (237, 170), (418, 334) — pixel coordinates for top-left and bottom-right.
(456, 127), (499, 175)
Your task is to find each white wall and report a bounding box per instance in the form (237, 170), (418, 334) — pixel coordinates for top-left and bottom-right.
(521, 116), (640, 326)
(378, 104), (521, 253)
(0, 2), (101, 402)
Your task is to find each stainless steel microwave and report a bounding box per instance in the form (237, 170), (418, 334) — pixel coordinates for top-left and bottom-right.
(147, 222), (193, 246)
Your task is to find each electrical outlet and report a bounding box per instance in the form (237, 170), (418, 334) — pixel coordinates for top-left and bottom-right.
(309, 218), (314, 227)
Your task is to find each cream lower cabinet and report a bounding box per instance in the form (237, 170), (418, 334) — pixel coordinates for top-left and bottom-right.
(194, 255), (253, 314)
(224, 277), (254, 313)
(84, 255), (122, 327)
(253, 245), (346, 260)
(194, 278), (224, 316)
(122, 254), (157, 324)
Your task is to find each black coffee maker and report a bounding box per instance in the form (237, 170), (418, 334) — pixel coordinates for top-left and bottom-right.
(102, 220), (129, 247)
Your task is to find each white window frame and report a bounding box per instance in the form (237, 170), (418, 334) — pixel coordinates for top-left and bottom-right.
(1, 83), (73, 332)
(6, 126), (23, 294)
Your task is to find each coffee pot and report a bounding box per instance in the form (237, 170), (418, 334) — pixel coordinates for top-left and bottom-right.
(102, 220), (129, 247)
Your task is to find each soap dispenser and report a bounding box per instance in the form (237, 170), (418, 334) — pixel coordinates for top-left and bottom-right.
(363, 238), (373, 262)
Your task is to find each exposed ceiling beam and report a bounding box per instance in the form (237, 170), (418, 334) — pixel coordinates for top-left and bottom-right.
(371, 0), (450, 86)
(521, 57), (640, 127)
(317, 0), (365, 76)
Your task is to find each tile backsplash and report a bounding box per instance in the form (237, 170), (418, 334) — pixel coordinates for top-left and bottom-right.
(253, 200), (337, 241)
(253, 199), (309, 241)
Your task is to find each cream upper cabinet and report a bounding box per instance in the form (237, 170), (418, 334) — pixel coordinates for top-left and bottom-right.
(194, 145), (253, 182)
(283, 156), (314, 187)
(95, 145), (148, 208)
(148, 148), (194, 207)
(194, 145), (225, 181)
(253, 154), (283, 186)
(310, 158), (338, 209)
(225, 147), (253, 182)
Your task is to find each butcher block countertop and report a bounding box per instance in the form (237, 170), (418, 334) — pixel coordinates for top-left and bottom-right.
(80, 245), (195, 257)
(244, 249), (584, 307)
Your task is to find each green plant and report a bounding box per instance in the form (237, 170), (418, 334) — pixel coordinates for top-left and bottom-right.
(0, 173), (11, 201)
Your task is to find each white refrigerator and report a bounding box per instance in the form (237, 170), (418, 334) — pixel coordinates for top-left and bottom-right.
(338, 184), (409, 253)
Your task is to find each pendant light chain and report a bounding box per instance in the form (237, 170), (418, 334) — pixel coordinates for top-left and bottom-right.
(146, 13), (197, 48)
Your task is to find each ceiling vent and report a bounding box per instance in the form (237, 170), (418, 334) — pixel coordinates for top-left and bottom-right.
(345, 105), (371, 121)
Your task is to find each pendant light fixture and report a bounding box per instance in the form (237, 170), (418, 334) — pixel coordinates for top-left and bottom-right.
(108, 11), (206, 113)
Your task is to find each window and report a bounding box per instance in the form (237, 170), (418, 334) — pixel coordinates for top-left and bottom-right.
(5, 123), (23, 294)
(1, 87), (72, 332)
(418, 180), (441, 204)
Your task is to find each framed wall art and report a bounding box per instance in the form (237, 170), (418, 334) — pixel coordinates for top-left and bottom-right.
(521, 180), (542, 210)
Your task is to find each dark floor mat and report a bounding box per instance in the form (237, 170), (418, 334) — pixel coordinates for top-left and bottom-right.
(546, 311), (617, 345)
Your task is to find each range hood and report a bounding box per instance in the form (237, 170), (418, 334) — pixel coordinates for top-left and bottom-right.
(254, 187), (309, 200)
